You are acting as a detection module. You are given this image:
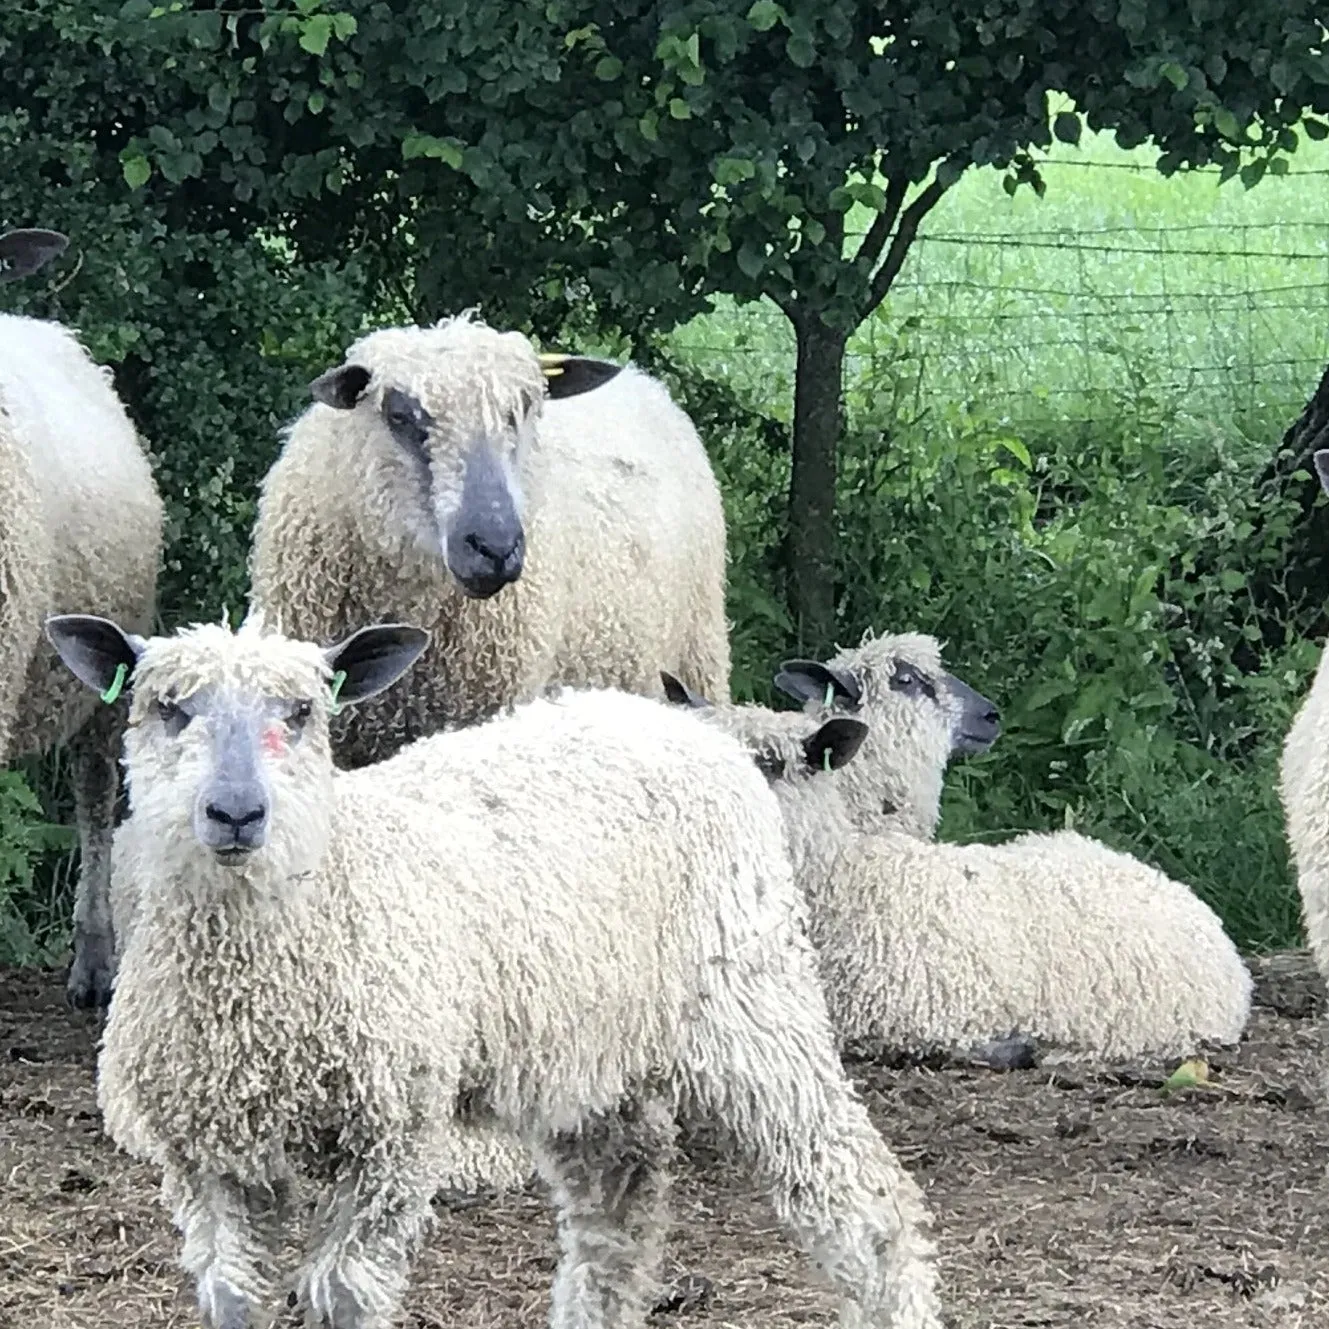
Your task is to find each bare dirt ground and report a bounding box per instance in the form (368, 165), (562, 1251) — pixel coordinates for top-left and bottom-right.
(2, 953), (1327, 1329)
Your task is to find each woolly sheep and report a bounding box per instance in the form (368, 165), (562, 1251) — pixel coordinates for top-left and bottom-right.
(664, 633), (1252, 1061)
(1281, 448), (1329, 1017)
(0, 228), (163, 1007)
(47, 612), (941, 1329)
(247, 314), (731, 770)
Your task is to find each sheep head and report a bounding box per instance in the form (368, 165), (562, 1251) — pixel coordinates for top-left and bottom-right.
(306, 315), (623, 599)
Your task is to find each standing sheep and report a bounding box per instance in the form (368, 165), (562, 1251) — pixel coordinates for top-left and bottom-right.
(663, 630), (1252, 1061)
(1281, 449), (1329, 1013)
(47, 612), (941, 1329)
(0, 228), (163, 1008)
(248, 314), (731, 769)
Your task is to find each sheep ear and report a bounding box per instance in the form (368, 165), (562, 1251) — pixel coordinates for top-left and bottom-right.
(1314, 450), (1329, 497)
(44, 615), (145, 697)
(310, 363), (372, 410)
(802, 718), (868, 772)
(0, 228), (69, 283)
(660, 671), (712, 709)
(323, 624), (430, 706)
(538, 353), (623, 400)
(773, 659), (862, 709)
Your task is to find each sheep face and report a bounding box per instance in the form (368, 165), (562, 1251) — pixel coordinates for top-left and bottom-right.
(306, 317), (623, 599)
(0, 228), (68, 282)
(775, 632), (1000, 835)
(44, 615), (428, 887)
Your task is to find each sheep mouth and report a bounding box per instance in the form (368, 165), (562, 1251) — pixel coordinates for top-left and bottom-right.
(953, 728), (1000, 757)
(212, 845), (257, 867)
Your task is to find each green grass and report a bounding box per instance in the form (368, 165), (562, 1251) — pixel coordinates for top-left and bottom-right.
(670, 124), (1329, 438)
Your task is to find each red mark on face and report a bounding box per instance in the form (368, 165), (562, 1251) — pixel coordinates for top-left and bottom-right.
(261, 723), (289, 758)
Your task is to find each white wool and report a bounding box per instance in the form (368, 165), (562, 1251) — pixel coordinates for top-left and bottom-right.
(248, 316), (731, 770)
(0, 311), (162, 1006)
(102, 624), (940, 1329)
(1281, 640), (1329, 1075)
(676, 637), (1252, 1062)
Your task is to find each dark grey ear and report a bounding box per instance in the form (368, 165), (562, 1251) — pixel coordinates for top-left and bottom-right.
(44, 615), (145, 696)
(310, 363), (372, 410)
(540, 355), (623, 400)
(803, 718), (869, 772)
(0, 228), (69, 283)
(660, 671), (712, 709)
(1314, 450), (1329, 497)
(773, 659), (862, 709)
(323, 623), (430, 706)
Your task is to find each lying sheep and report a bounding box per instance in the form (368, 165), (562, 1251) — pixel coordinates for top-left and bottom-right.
(47, 612), (941, 1329)
(1281, 448), (1329, 1014)
(0, 228), (163, 1007)
(664, 639), (1252, 1062)
(248, 313), (731, 769)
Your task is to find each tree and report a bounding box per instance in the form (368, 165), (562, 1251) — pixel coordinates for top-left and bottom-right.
(109, 0), (1329, 648)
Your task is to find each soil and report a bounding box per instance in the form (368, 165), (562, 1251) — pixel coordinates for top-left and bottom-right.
(2, 953), (1327, 1329)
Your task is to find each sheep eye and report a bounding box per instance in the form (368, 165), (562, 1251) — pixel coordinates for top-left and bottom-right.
(156, 699), (191, 734)
(889, 664), (937, 701)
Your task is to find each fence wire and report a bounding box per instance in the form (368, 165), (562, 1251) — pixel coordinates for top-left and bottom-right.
(675, 158), (1329, 427)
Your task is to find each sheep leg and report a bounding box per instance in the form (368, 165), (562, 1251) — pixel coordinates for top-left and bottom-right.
(163, 1168), (289, 1329)
(66, 700), (127, 1008)
(686, 969), (942, 1329)
(531, 1095), (676, 1329)
(297, 1145), (438, 1329)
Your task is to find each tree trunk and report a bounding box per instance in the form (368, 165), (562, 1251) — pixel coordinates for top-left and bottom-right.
(787, 311), (848, 653)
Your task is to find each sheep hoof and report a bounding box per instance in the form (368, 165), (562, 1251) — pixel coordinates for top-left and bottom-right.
(65, 941), (115, 1010)
(971, 1035), (1039, 1071)
(652, 1271), (714, 1316)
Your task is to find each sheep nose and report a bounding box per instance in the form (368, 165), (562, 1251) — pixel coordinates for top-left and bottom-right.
(205, 795), (268, 839)
(465, 529), (524, 577)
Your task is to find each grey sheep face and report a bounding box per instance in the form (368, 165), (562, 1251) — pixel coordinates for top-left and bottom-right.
(0, 228), (68, 283)
(774, 632), (1000, 834)
(1315, 448), (1329, 496)
(306, 321), (623, 599)
(45, 614), (429, 875)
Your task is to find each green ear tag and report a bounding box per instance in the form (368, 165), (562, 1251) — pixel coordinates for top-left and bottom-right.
(823, 745), (832, 774)
(328, 669), (348, 717)
(823, 682), (835, 709)
(100, 662), (128, 705)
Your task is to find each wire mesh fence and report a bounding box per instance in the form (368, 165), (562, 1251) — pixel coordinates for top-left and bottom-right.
(672, 156), (1329, 428)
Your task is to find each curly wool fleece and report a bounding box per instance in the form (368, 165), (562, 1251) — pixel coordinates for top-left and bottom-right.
(249, 313), (731, 768)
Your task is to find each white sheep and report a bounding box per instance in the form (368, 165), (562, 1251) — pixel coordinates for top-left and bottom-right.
(663, 631), (1252, 1062)
(47, 612), (941, 1329)
(1280, 448), (1329, 1017)
(0, 228), (163, 1007)
(247, 313), (731, 770)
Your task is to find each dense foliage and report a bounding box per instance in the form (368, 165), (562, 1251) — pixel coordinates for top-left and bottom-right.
(0, 0), (1324, 957)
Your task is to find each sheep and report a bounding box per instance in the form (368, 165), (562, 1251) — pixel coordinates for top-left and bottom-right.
(663, 637), (1252, 1063)
(45, 611), (942, 1329)
(0, 228), (163, 1008)
(1281, 448), (1329, 1019)
(247, 314), (731, 771)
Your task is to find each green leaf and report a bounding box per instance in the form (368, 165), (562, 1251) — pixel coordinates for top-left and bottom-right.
(997, 436), (1031, 468)
(1218, 569), (1246, 592)
(1159, 60), (1188, 91)
(746, 0), (783, 32)
(1002, 174), (1018, 197)
(121, 153), (151, 189)
(1239, 158), (1267, 189)
(1269, 156), (1289, 176)
(714, 156), (756, 186)
(299, 14), (333, 56)
(1052, 111), (1081, 145)
(1305, 118), (1329, 142)
(736, 239), (765, 279)
(595, 55), (623, 81)
(402, 133), (465, 168)
(1213, 107), (1241, 141)
(669, 97), (691, 119)
(330, 12), (356, 40)
(786, 32), (815, 68)
(307, 90), (326, 114)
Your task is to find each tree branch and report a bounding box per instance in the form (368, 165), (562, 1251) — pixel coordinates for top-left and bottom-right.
(852, 170), (908, 279)
(864, 167), (954, 316)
